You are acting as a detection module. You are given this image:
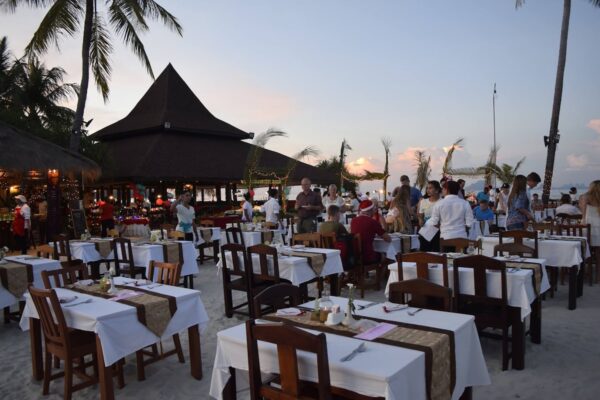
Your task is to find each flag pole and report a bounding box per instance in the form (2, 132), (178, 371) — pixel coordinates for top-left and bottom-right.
(492, 83), (497, 189)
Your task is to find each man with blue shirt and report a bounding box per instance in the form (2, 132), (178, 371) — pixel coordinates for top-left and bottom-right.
(400, 175), (422, 209)
(473, 199), (495, 222)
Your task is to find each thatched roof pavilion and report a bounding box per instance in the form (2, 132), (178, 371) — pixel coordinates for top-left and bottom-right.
(89, 64), (335, 205)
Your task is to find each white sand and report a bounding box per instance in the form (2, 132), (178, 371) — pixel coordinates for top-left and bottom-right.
(0, 259), (599, 399)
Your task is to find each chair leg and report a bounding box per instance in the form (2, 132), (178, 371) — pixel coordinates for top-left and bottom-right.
(116, 359), (125, 389)
(198, 247), (205, 265)
(502, 327), (509, 371)
(54, 355), (60, 368)
(173, 334), (185, 363)
(64, 358), (73, 400)
(223, 281), (234, 318)
(43, 351), (52, 395)
(3, 307), (9, 324)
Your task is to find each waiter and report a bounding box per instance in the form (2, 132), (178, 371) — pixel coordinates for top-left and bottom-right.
(13, 195), (31, 255)
(295, 177), (322, 233)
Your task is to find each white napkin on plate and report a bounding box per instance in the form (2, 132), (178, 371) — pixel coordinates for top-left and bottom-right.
(276, 307), (303, 316)
(74, 279), (94, 287)
(382, 302), (408, 312)
(59, 295), (78, 304)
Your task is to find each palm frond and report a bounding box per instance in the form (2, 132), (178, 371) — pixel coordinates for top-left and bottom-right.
(293, 146), (320, 161)
(108, 1), (153, 79)
(0, 1), (55, 12)
(442, 137), (464, 174)
(515, 0), (525, 9)
(447, 167), (486, 177)
(90, 13), (112, 101)
(358, 169), (386, 181)
(513, 157), (525, 174)
(252, 128), (287, 147)
(24, 0), (83, 57)
(114, 0), (149, 32)
(381, 137), (392, 153)
(139, 0), (183, 35)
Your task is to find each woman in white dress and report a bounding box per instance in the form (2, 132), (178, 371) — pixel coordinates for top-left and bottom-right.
(322, 184), (346, 222)
(170, 191), (198, 241)
(580, 180), (600, 282)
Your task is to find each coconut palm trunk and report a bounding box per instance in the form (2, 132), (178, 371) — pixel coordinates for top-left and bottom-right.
(542, 0), (571, 205)
(69, 0), (94, 152)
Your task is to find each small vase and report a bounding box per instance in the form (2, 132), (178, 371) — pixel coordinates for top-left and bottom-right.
(342, 299), (355, 326)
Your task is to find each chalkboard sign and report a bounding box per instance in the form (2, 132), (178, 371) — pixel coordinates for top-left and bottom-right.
(71, 209), (88, 238)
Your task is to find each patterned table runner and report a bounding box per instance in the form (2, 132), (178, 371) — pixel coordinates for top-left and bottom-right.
(161, 242), (181, 264)
(260, 230), (274, 243)
(200, 229), (213, 243)
(0, 261), (33, 298)
(290, 251), (326, 276)
(264, 311), (455, 400)
(90, 240), (112, 258)
(69, 284), (177, 336)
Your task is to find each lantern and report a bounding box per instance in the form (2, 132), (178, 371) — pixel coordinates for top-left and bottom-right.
(48, 169), (59, 186)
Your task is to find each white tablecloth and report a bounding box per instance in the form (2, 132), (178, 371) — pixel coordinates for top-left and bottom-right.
(217, 247), (343, 286)
(385, 257), (550, 320)
(113, 241), (199, 277)
(194, 227), (222, 245)
(374, 234), (420, 260)
(20, 277), (209, 366)
(209, 296), (490, 400)
(122, 224), (151, 238)
(468, 220), (490, 240)
(53, 240), (103, 263)
(0, 256), (62, 308)
(479, 235), (590, 267)
(220, 229), (285, 248)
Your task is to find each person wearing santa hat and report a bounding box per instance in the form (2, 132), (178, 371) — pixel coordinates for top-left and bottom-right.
(13, 195), (31, 254)
(350, 199), (391, 265)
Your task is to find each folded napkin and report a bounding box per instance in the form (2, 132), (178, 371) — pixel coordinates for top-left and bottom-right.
(109, 290), (143, 301)
(128, 279), (151, 287)
(276, 307), (303, 316)
(382, 302), (409, 312)
(291, 244), (306, 249)
(74, 279), (95, 287)
(59, 295), (78, 304)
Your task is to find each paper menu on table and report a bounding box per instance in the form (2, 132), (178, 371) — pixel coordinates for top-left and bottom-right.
(354, 323), (396, 341)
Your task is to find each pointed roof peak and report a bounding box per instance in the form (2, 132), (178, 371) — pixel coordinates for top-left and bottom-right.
(91, 64), (251, 141)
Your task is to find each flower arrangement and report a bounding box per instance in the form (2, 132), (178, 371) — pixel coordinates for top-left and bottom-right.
(343, 283), (357, 326)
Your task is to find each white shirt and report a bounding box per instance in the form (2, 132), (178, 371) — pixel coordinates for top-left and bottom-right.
(488, 190), (496, 204)
(322, 195), (345, 222)
(175, 204), (195, 233)
(555, 204), (582, 216)
(260, 197), (281, 224)
(241, 201), (253, 222)
(429, 195), (474, 239)
(496, 192), (509, 213)
(20, 204), (31, 230)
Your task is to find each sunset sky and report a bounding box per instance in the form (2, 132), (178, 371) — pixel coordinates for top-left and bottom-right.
(2, 0), (599, 192)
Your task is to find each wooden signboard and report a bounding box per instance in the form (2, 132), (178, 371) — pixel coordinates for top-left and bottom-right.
(71, 209), (88, 238)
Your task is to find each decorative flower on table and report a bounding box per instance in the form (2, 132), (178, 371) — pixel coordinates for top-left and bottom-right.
(150, 232), (159, 243)
(346, 283), (356, 314)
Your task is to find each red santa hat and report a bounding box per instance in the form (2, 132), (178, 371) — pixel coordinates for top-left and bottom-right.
(359, 200), (374, 212)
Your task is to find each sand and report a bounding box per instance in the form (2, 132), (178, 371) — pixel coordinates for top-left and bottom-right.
(1, 259), (599, 400)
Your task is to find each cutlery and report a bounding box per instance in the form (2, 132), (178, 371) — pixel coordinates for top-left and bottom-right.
(147, 284), (162, 289)
(340, 342), (366, 362)
(63, 298), (92, 307)
(356, 302), (378, 310)
(407, 308), (423, 316)
(383, 305), (408, 313)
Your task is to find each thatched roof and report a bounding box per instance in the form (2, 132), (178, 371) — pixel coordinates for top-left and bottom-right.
(0, 120), (101, 180)
(91, 64), (251, 141)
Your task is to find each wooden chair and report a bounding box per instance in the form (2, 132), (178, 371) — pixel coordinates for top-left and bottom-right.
(196, 227), (218, 266)
(493, 243), (537, 258)
(247, 244), (286, 285)
(320, 232), (337, 249)
(345, 213), (356, 225)
(111, 238), (147, 278)
(28, 287), (124, 399)
(221, 243), (255, 317)
(168, 230), (186, 240)
(53, 234), (72, 262)
(292, 232), (322, 248)
(439, 238), (481, 254)
(388, 278), (452, 312)
(42, 264), (89, 289)
(225, 227), (246, 247)
(351, 233), (383, 298)
(554, 223), (594, 286)
(107, 228), (120, 238)
(284, 216), (296, 245)
(555, 213), (582, 225)
(499, 230), (538, 258)
(137, 261), (185, 381)
(395, 252), (449, 287)
(263, 221), (278, 230)
(160, 241), (191, 288)
(246, 319), (332, 400)
(528, 221), (553, 235)
(37, 244), (55, 259)
(252, 283), (301, 318)
(453, 255), (513, 370)
(199, 219), (215, 228)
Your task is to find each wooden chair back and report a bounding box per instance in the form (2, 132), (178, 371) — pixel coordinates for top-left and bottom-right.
(345, 213), (356, 225)
(388, 278), (452, 312)
(36, 244), (55, 259)
(439, 238), (480, 254)
(111, 237), (135, 276)
(528, 221), (553, 234)
(168, 230), (186, 240)
(107, 228), (120, 238)
(221, 243), (249, 280)
(42, 264), (89, 289)
(252, 283), (301, 318)
(148, 261), (181, 285)
(453, 255), (508, 308)
(396, 252), (449, 287)
(53, 234), (72, 262)
(247, 244), (281, 283)
(493, 243), (537, 258)
(320, 232), (337, 249)
(292, 232), (321, 248)
(246, 320), (332, 400)
(555, 213), (582, 224)
(285, 216), (296, 239)
(263, 221), (278, 230)
(28, 287), (70, 348)
(554, 223), (590, 239)
(499, 230), (538, 258)
(225, 227), (246, 247)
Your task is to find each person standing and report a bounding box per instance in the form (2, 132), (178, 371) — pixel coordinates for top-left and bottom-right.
(506, 175), (534, 230)
(387, 185), (412, 234)
(418, 180), (442, 251)
(580, 181), (600, 279)
(12, 195), (30, 254)
(261, 188), (281, 226)
(322, 184), (346, 222)
(526, 172), (541, 209)
(429, 181), (474, 241)
(400, 175), (422, 210)
(99, 197), (115, 238)
(295, 177), (322, 233)
(457, 179), (466, 199)
(170, 191), (198, 241)
(241, 193), (253, 222)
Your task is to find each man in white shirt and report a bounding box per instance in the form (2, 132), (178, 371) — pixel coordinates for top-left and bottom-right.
(429, 181), (474, 240)
(526, 172), (541, 211)
(261, 188), (281, 225)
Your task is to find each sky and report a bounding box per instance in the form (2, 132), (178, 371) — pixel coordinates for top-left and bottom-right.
(1, 0), (599, 193)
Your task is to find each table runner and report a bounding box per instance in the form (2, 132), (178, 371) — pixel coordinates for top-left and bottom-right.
(69, 284), (177, 336)
(264, 312), (455, 400)
(162, 242), (181, 265)
(290, 251), (326, 276)
(0, 262), (33, 298)
(200, 229), (213, 243)
(260, 230), (274, 243)
(91, 240), (112, 258)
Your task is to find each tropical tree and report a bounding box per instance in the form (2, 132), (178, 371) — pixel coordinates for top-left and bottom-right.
(450, 156), (525, 186)
(414, 150), (432, 191)
(516, 0), (600, 204)
(279, 146), (320, 212)
(381, 137), (392, 202)
(315, 156), (358, 192)
(338, 139), (352, 190)
(1, 0), (183, 152)
(244, 128), (287, 191)
(441, 137), (464, 178)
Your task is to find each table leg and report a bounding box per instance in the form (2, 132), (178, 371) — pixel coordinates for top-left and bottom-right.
(213, 240), (220, 262)
(188, 324), (203, 380)
(29, 318), (43, 380)
(511, 307), (525, 370)
(459, 387), (472, 400)
(223, 367), (237, 400)
(577, 262), (584, 297)
(568, 266), (578, 310)
(530, 297), (541, 344)
(329, 273), (340, 296)
(96, 334), (115, 400)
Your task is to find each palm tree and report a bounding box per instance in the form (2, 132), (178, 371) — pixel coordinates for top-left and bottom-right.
(279, 146), (320, 212)
(244, 128), (287, 190)
(338, 139), (352, 190)
(381, 137), (392, 202)
(450, 156), (525, 186)
(516, 0), (600, 204)
(414, 150), (432, 191)
(316, 156), (358, 192)
(1, 0), (183, 152)
(441, 137), (464, 178)
(493, 159), (526, 184)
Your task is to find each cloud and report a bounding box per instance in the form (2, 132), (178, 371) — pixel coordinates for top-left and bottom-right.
(346, 156), (381, 175)
(587, 119), (600, 134)
(566, 154), (588, 170)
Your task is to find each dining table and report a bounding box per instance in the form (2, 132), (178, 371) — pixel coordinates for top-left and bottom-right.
(220, 228), (286, 248)
(374, 233), (420, 260)
(20, 276), (210, 400)
(209, 296), (490, 400)
(479, 234), (590, 309)
(385, 254), (550, 370)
